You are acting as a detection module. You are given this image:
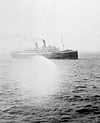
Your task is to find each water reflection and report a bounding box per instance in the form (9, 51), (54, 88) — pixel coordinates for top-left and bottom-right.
(12, 56), (59, 98)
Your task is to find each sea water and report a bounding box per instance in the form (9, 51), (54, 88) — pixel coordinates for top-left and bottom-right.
(0, 53), (100, 123)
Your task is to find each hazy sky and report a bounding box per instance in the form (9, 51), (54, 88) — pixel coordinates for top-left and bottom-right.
(0, 0), (100, 53)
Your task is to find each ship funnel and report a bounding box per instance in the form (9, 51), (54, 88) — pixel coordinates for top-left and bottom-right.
(35, 42), (38, 48)
(43, 40), (46, 48)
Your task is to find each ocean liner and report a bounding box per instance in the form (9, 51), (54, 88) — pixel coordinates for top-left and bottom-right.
(10, 39), (78, 59)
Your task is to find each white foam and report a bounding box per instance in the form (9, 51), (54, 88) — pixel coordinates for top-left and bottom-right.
(13, 56), (59, 97)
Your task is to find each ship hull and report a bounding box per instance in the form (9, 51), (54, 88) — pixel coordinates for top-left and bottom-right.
(10, 51), (78, 59)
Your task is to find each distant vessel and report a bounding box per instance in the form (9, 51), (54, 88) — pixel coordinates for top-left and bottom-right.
(10, 39), (78, 59)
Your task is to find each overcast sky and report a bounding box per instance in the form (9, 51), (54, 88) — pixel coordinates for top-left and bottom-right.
(0, 0), (100, 53)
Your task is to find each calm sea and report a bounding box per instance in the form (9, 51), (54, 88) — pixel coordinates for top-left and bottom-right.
(0, 53), (100, 123)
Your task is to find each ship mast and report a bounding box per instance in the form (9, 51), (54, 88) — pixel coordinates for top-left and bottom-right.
(19, 40), (22, 51)
(61, 35), (64, 50)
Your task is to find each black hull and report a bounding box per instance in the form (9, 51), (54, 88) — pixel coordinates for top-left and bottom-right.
(10, 51), (78, 59)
